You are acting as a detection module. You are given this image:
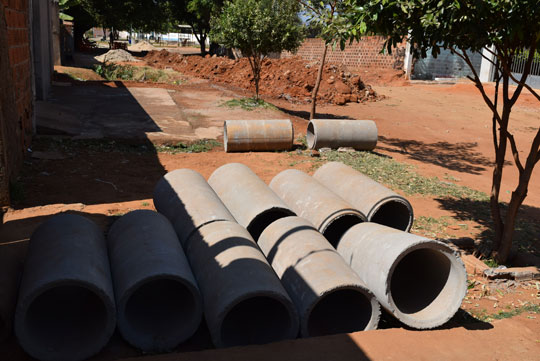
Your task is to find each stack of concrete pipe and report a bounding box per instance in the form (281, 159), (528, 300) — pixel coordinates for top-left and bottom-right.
(154, 169), (299, 348)
(224, 119), (294, 152)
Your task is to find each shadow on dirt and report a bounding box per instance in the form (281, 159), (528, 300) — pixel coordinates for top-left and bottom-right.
(436, 197), (540, 257)
(378, 136), (496, 175)
(275, 106), (354, 121)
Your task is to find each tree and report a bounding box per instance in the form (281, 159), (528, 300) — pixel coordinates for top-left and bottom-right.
(211, 0), (304, 99)
(299, 1), (354, 119)
(347, 0), (540, 264)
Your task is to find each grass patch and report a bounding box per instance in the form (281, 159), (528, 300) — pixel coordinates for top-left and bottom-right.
(318, 151), (489, 200)
(411, 216), (452, 239)
(155, 139), (221, 154)
(94, 64), (182, 84)
(470, 304), (540, 322)
(221, 97), (277, 111)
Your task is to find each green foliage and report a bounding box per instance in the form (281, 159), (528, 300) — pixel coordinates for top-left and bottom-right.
(211, 0), (304, 98)
(221, 97), (277, 111)
(155, 139), (221, 153)
(300, 1), (355, 49)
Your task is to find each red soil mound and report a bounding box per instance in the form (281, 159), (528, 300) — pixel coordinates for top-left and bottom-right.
(144, 50), (382, 105)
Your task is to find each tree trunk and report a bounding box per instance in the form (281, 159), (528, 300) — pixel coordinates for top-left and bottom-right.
(200, 34), (207, 55)
(310, 45), (328, 120)
(254, 58), (261, 100)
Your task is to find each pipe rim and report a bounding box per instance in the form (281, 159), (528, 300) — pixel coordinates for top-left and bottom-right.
(246, 207), (296, 241)
(367, 196), (414, 232)
(386, 241), (467, 329)
(216, 290), (299, 348)
(306, 121), (317, 149)
(117, 274), (202, 351)
(319, 209), (366, 247)
(303, 285), (381, 337)
(15, 279), (116, 361)
(223, 120), (229, 152)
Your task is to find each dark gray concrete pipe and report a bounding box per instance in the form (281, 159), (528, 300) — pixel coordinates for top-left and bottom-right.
(14, 214), (116, 361)
(224, 119), (294, 152)
(307, 119), (378, 150)
(208, 163), (295, 240)
(153, 169), (236, 246)
(314, 162), (414, 231)
(269, 169), (366, 247)
(258, 216), (380, 337)
(184, 220), (299, 348)
(337, 222), (467, 329)
(107, 210), (203, 352)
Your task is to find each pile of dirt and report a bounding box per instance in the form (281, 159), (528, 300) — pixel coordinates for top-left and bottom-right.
(130, 40), (155, 52)
(145, 50), (382, 105)
(95, 49), (141, 63)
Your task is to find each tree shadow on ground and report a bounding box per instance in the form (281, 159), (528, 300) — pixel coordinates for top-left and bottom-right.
(435, 197), (540, 257)
(378, 136), (497, 175)
(275, 106), (354, 121)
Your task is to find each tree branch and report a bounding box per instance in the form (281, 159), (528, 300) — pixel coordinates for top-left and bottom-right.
(506, 131), (524, 173)
(509, 42), (537, 106)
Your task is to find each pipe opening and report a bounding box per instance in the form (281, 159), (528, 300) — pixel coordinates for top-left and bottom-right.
(124, 279), (199, 344)
(390, 248), (454, 316)
(25, 285), (108, 356)
(221, 296), (293, 347)
(323, 215), (363, 248)
(307, 289), (373, 337)
(247, 209), (295, 241)
(370, 200), (412, 231)
(306, 122), (316, 149)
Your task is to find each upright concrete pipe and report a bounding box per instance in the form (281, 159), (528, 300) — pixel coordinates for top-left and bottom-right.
(314, 162), (414, 232)
(337, 222), (467, 329)
(307, 119), (378, 150)
(224, 119), (294, 152)
(184, 221), (299, 348)
(14, 214), (116, 361)
(270, 169), (366, 247)
(107, 210), (202, 352)
(208, 163), (295, 240)
(258, 217), (380, 337)
(153, 169), (236, 246)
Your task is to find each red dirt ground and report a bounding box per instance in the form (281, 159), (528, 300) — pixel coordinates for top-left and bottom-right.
(144, 50), (382, 105)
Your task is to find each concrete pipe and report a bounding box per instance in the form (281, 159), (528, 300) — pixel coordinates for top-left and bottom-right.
(0, 241), (26, 343)
(314, 162), (414, 232)
(14, 214), (116, 361)
(208, 163), (295, 240)
(184, 221), (299, 348)
(258, 217), (380, 337)
(307, 119), (378, 150)
(337, 222), (467, 329)
(153, 169), (236, 246)
(107, 210), (203, 352)
(270, 169), (366, 247)
(224, 119), (294, 152)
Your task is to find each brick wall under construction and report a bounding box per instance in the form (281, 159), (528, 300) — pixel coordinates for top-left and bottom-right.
(0, 0), (33, 206)
(282, 36), (407, 71)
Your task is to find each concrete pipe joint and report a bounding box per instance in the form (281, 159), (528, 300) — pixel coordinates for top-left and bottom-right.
(307, 119), (378, 150)
(184, 221), (299, 348)
(208, 163), (295, 240)
(223, 119), (294, 152)
(153, 169), (236, 246)
(270, 169), (366, 247)
(337, 223), (467, 329)
(15, 214), (116, 361)
(107, 210), (203, 352)
(258, 217), (380, 337)
(314, 162), (414, 232)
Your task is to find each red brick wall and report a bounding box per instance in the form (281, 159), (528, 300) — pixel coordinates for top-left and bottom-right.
(0, 0), (33, 205)
(283, 36), (407, 71)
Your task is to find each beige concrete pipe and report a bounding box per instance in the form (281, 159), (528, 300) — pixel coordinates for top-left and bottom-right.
(307, 119), (377, 150)
(224, 119), (294, 152)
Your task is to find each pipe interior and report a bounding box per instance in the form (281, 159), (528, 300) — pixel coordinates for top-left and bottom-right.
(125, 279), (198, 342)
(390, 248), (455, 317)
(306, 122), (315, 149)
(220, 296), (293, 347)
(323, 215), (363, 248)
(24, 285), (108, 356)
(247, 209), (294, 241)
(370, 201), (412, 231)
(307, 289), (373, 337)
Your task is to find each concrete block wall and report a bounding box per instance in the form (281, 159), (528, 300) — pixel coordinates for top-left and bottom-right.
(282, 36), (407, 71)
(0, 0), (33, 205)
